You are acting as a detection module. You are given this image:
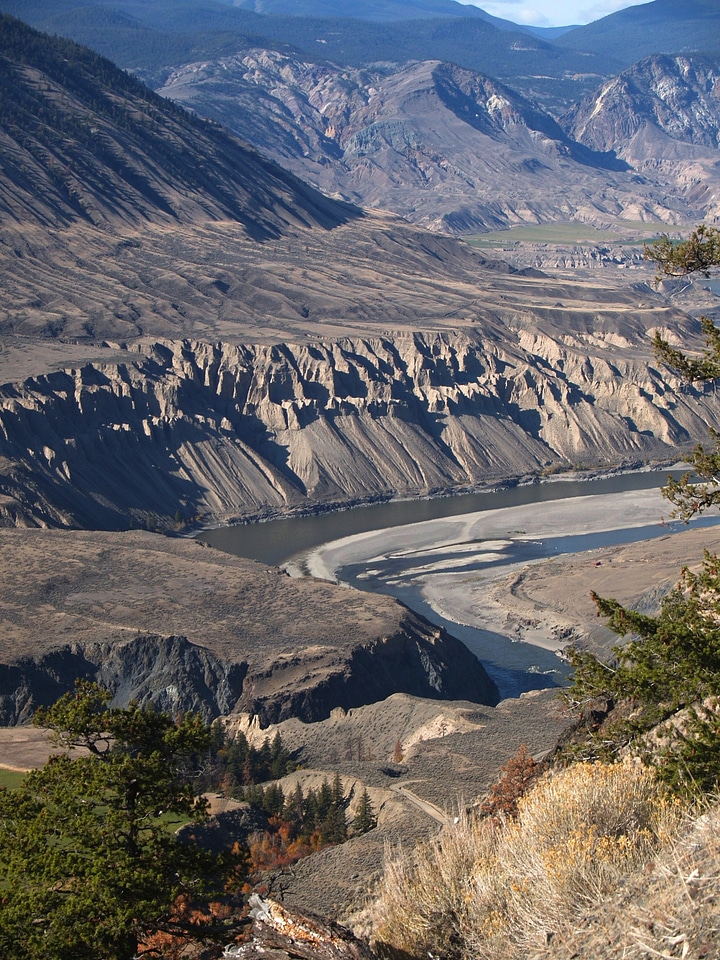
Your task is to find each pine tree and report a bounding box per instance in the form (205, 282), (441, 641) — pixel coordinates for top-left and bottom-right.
(320, 773), (348, 844)
(0, 681), (246, 960)
(646, 224), (720, 519)
(563, 225), (720, 795)
(352, 787), (377, 835)
(283, 782), (305, 829)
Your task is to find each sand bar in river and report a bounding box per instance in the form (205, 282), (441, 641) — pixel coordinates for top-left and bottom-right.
(299, 488), (720, 655)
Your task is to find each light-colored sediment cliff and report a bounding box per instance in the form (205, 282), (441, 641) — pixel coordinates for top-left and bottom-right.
(0, 324), (713, 529)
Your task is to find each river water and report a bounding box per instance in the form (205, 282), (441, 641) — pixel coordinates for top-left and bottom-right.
(199, 470), (682, 566)
(198, 469), (715, 697)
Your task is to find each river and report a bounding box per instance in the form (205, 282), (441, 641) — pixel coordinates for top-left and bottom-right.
(199, 469), (683, 566)
(198, 469), (717, 698)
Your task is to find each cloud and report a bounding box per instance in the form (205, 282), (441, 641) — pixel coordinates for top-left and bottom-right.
(469, 1), (552, 26)
(583, 0), (647, 21)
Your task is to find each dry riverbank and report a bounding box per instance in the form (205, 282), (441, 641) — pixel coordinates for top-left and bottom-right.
(301, 486), (720, 658)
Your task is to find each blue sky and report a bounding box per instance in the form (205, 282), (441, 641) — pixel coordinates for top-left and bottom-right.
(462, 0), (649, 27)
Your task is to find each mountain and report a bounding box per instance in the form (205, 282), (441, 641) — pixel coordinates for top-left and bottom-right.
(0, 0), (618, 109)
(557, 0), (720, 67)
(231, 0), (492, 22)
(2, 9), (720, 942)
(0, 15), (716, 534)
(228, 0), (576, 37)
(158, 50), (717, 232)
(565, 54), (720, 159)
(563, 54), (720, 221)
(0, 13), (359, 237)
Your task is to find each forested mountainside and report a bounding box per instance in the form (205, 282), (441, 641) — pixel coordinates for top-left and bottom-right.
(555, 0), (720, 65)
(0, 13), (358, 234)
(3, 0), (720, 108)
(0, 0), (620, 105)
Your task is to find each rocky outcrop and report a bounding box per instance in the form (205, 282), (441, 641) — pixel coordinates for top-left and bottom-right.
(0, 624), (497, 726)
(236, 617), (496, 726)
(0, 324), (713, 530)
(0, 528), (499, 725)
(0, 635), (247, 725)
(563, 54), (720, 221)
(224, 895), (376, 960)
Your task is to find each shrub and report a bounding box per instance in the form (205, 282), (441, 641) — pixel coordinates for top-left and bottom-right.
(479, 743), (541, 819)
(370, 760), (683, 960)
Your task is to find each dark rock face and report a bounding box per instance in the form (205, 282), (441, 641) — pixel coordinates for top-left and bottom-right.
(237, 620), (499, 726)
(0, 647), (98, 725)
(0, 627), (498, 726)
(92, 634), (249, 718)
(0, 635), (247, 724)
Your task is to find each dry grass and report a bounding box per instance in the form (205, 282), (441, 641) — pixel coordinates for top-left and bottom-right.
(525, 801), (720, 960)
(369, 760), (685, 959)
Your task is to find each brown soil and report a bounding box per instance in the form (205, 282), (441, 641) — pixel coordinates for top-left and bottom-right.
(500, 524), (720, 658)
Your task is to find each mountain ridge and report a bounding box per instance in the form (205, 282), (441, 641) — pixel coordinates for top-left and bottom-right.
(157, 50), (718, 232)
(0, 13), (360, 235)
(557, 0), (720, 65)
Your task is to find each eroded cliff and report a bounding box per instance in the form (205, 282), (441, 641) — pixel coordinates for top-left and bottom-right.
(0, 323), (712, 530)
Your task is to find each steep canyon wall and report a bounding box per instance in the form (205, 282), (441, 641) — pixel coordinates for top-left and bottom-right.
(0, 328), (712, 529)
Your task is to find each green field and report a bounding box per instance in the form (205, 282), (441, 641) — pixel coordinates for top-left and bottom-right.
(465, 221), (689, 249)
(0, 768), (27, 790)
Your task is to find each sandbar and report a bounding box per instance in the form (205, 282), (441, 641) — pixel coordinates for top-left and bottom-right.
(297, 488), (720, 655)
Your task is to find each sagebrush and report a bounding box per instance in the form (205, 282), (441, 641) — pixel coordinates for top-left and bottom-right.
(370, 760), (683, 960)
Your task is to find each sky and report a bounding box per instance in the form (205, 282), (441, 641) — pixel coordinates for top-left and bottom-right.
(463, 0), (650, 28)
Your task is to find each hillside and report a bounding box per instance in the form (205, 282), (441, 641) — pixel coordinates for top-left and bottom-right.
(557, 0), (720, 66)
(231, 0), (491, 22)
(2, 11), (720, 949)
(6, 6), (715, 233)
(157, 50), (718, 232)
(562, 53), (720, 227)
(229, 0), (573, 38)
(0, 527), (498, 724)
(0, 13), (357, 235)
(0, 17), (716, 533)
